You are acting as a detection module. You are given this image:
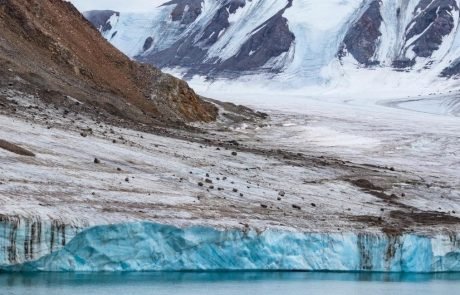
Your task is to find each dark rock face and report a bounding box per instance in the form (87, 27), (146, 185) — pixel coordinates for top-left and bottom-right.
(143, 36), (154, 52)
(339, 0), (459, 71)
(441, 59), (460, 77)
(199, 6), (232, 46)
(162, 0), (203, 25)
(197, 0), (246, 47)
(83, 10), (119, 33)
(138, 0), (294, 78)
(404, 0), (458, 58)
(228, 0), (246, 13)
(139, 32), (208, 72)
(220, 10), (295, 72)
(137, 0), (244, 74)
(392, 58), (416, 69)
(338, 0), (382, 66)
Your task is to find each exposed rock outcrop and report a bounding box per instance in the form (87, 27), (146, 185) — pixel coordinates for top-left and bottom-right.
(82, 10), (119, 33)
(219, 3), (295, 73)
(339, 0), (460, 71)
(163, 0), (203, 25)
(339, 0), (382, 66)
(133, 0), (295, 77)
(405, 0), (458, 58)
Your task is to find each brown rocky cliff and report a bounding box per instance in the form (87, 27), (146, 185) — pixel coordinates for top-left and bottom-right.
(0, 0), (217, 123)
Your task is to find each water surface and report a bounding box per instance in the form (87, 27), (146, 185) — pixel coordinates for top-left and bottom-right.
(1, 272), (460, 295)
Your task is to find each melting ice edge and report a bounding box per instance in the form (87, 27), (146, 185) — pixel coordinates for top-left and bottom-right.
(1, 221), (459, 272)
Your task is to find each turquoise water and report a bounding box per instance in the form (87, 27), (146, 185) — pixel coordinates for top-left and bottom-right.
(1, 272), (460, 295)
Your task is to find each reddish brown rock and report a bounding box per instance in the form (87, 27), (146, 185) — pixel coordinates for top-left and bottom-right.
(0, 0), (217, 124)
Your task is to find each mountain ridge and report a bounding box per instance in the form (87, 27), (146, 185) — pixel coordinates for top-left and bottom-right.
(84, 0), (460, 84)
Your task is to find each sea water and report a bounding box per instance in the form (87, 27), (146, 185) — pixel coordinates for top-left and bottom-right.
(1, 272), (460, 295)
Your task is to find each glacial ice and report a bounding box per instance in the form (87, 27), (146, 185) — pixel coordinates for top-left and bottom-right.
(2, 222), (460, 272)
(0, 216), (80, 266)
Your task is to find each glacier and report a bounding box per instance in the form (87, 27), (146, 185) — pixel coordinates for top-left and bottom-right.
(1, 0), (459, 276)
(2, 222), (460, 272)
(0, 216), (81, 267)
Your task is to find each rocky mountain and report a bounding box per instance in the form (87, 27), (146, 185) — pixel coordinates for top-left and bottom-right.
(339, 0), (460, 72)
(0, 0), (217, 124)
(84, 0), (460, 83)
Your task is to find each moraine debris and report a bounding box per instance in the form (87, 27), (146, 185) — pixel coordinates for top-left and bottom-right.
(292, 204), (302, 210)
(0, 139), (35, 157)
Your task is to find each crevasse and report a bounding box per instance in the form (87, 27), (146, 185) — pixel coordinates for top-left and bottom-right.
(1, 222), (459, 272)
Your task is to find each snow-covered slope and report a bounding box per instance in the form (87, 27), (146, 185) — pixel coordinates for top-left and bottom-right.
(1, 85), (460, 271)
(84, 0), (460, 94)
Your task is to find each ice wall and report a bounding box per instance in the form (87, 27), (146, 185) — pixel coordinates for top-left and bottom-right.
(0, 215), (81, 266)
(2, 222), (459, 272)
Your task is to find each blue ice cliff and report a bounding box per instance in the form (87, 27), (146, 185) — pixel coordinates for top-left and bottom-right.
(0, 216), (81, 267)
(1, 220), (459, 272)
